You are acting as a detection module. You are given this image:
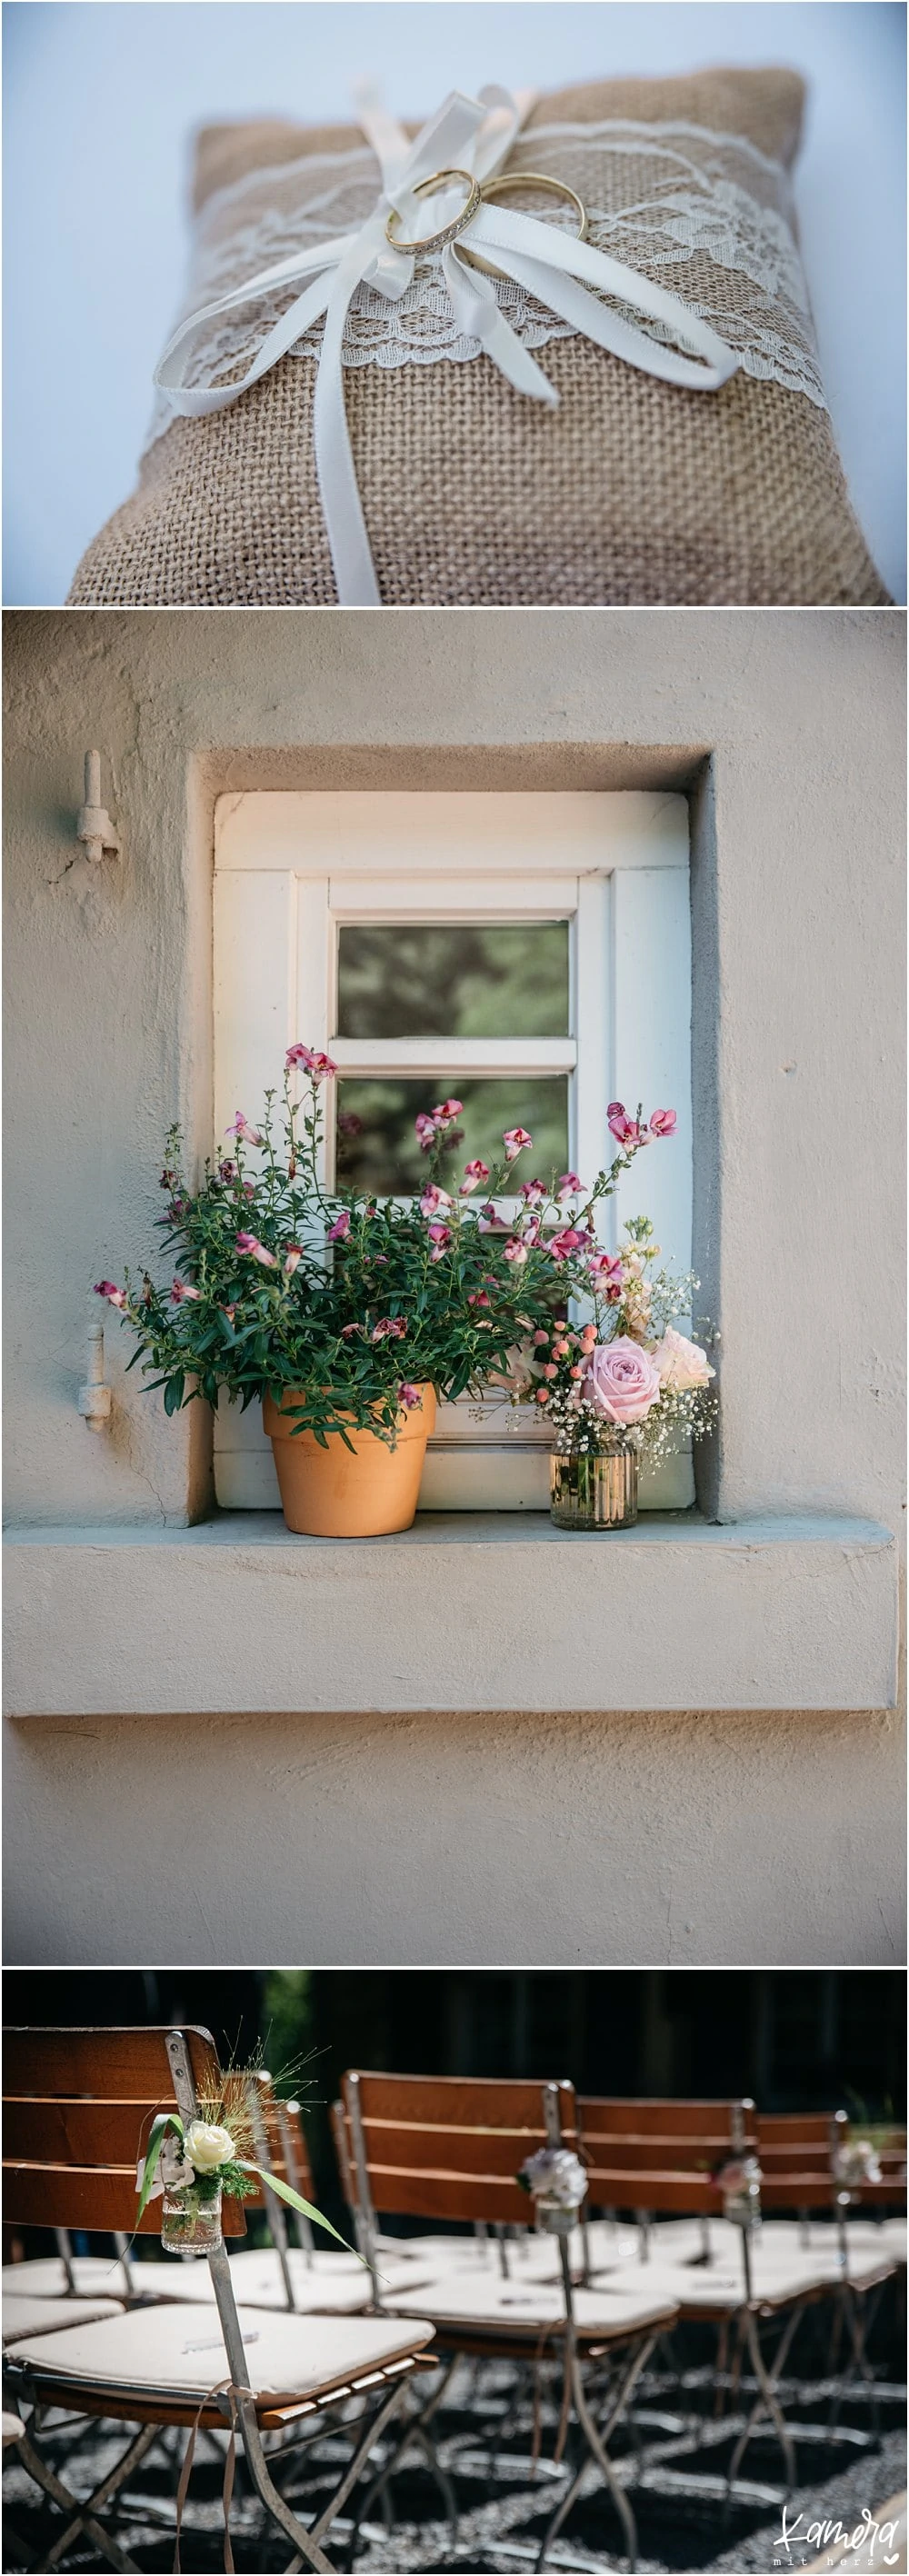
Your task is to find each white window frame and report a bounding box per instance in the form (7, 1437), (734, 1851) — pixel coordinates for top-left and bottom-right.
(213, 791), (694, 1512)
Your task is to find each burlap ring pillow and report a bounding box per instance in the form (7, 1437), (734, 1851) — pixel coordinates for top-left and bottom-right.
(68, 69), (887, 606)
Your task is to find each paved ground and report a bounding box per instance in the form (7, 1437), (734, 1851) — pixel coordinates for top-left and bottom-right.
(5, 2321), (906, 2572)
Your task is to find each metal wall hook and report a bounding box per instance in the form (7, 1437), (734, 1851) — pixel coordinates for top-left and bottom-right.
(76, 751), (120, 864)
(77, 1318), (112, 1430)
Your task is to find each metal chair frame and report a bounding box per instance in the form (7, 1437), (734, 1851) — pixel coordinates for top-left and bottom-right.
(342, 2068), (672, 2571)
(3, 2028), (435, 2574)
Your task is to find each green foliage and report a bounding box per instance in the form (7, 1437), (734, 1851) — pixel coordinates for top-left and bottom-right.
(95, 1060), (657, 1447)
(263, 1972), (315, 2096)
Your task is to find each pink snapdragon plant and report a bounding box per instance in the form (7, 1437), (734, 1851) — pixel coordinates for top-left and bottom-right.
(95, 1056), (711, 1460)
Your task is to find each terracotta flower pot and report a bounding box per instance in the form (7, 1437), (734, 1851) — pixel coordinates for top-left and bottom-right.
(263, 1386), (436, 1537)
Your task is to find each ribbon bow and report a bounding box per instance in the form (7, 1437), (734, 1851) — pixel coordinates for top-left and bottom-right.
(155, 83), (738, 605)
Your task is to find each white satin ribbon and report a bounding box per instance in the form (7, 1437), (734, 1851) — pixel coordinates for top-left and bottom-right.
(155, 82), (739, 606)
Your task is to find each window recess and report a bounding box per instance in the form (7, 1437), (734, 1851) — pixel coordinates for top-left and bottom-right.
(214, 792), (694, 1512)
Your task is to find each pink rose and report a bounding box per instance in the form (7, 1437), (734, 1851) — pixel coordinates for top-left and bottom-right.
(584, 1336), (663, 1425)
(651, 1327), (714, 1390)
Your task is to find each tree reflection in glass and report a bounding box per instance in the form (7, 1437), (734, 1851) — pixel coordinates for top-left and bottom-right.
(335, 1079), (569, 1194)
(336, 923), (570, 1039)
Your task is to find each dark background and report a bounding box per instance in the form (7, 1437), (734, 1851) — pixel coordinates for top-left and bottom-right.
(5, 1969), (904, 2233)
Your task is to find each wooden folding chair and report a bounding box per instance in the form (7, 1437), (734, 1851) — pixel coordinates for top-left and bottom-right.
(576, 2094), (845, 2504)
(339, 2070), (681, 2571)
(575, 2095), (759, 2271)
(754, 2112), (904, 2441)
(3, 2026), (435, 2573)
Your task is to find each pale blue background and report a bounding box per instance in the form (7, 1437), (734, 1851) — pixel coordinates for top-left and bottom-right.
(3, 1), (905, 603)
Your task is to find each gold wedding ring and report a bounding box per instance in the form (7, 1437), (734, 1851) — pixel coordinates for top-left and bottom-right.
(385, 168), (484, 257)
(480, 170), (587, 239)
(462, 170), (588, 283)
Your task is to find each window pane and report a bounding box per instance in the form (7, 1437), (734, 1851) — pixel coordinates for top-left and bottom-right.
(335, 1077), (569, 1194)
(336, 923), (570, 1039)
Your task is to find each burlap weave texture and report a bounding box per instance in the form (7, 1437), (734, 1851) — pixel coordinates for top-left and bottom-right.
(67, 69), (887, 607)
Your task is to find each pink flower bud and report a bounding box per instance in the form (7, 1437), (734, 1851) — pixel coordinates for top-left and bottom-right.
(535, 1386), (550, 1404)
(283, 1245), (303, 1275)
(398, 1383), (422, 1409)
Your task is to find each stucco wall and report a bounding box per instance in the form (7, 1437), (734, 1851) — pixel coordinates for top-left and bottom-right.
(3, 609), (904, 1966)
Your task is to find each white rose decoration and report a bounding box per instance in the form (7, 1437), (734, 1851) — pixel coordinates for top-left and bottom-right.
(185, 2119), (235, 2172)
(650, 1326), (715, 1391)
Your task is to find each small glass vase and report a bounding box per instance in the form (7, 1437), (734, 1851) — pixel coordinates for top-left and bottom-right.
(161, 2182), (222, 2252)
(535, 2197), (582, 2239)
(723, 2182), (762, 2233)
(550, 1443), (638, 1532)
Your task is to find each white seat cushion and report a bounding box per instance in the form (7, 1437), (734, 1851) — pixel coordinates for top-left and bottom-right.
(595, 2252), (859, 2313)
(5, 2301), (435, 2405)
(385, 2266), (677, 2341)
(2, 2258), (131, 2299)
(3, 2294), (125, 2344)
(129, 2247), (431, 2311)
(2, 2412), (26, 2447)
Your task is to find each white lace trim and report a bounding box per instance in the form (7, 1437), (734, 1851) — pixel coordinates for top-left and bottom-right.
(145, 114), (824, 452)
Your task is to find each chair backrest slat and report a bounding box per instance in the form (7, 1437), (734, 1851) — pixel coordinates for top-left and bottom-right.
(577, 2097), (756, 2142)
(3, 2027), (247, 2239)
(342, 2072), (575, 2231)
(4, 2027), (219, 2101)
(577, 2096), (754, 2221)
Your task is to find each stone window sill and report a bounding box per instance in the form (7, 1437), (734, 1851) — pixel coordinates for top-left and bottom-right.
(3, 1512), (896, 1715)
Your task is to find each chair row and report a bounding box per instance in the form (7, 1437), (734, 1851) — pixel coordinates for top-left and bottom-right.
(3, 2030), (905, 2572)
